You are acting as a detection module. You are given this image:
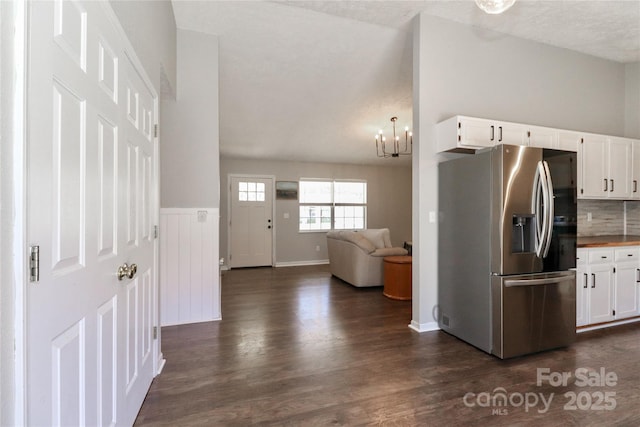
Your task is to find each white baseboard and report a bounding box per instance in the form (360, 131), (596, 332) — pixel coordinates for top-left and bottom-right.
(577, 316), (640, 333)
(408, 320), (440, 333)
(156, 357), (166, 376)
(275, 259), (330, 268)
(161, 316), (222, 328)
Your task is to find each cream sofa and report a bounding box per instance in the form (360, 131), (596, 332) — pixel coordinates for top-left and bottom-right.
(326, 228), (408, 287)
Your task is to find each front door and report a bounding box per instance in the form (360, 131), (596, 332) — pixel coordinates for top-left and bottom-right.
(26, 1), (157, 425)
(229, 176), (274, 268)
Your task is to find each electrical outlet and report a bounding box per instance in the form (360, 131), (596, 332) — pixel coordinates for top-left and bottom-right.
(284, 212), (290, 219)
(587, 212), (592, 222)
(197, 210), (208, 222)
(315, 245), (320, 252)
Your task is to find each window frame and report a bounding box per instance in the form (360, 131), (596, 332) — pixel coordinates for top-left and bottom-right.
(298, 178), (367, 232)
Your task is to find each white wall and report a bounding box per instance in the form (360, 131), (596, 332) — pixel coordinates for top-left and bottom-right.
(411, 14), (628, 332)
(160, 209), (220, 326)
(110, 0), (176, 93)
(625, 62), (640, 139)
(220, 157), (412, 267)
(161, 29), (220, 208)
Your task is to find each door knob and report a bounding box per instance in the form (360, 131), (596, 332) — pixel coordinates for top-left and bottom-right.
(117, 263), (130, 281)
(117, 263), (138, 281)
(128, 263), (137, 279)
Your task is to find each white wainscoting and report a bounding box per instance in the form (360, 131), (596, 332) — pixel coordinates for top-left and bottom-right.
(160, 208), (221, 326)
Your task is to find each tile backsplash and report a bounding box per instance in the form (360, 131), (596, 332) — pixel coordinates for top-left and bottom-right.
(626, 201), (640, 235)
(577, 200), (624, 236)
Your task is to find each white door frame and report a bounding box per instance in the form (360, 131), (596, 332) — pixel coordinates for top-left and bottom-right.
(9, 0), (29, 424)
(10, 1), (163, 423)
(227, 173), (276, 268)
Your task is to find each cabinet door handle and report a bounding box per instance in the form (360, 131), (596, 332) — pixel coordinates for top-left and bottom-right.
(498, 126), (503, 142)
(490, 125), (495, 141)
(583, 273), (588, 289)
(603, 179), (608, 192)
(591, 273), (596, 288)
(637, 269), (640, 283)
(634, 180), (638, 193)
(610, 179), (614, 192)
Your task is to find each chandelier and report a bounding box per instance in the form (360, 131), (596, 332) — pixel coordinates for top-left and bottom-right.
(475, 0), (516, 14)
(375, 117), (412, 158)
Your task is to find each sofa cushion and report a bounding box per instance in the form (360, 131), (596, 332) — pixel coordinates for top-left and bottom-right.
(341, 231), (376, 254)
(359, 228), (392, 249)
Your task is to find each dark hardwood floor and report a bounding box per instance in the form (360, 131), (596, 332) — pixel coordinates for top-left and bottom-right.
(135, 265), (640, 426)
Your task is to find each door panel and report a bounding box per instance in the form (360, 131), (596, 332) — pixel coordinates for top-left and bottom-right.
(493, 145), (542, 275)
(27, 2), (157, 425)
(608, 138), (632, 199)
(580, 135), (608, 198)
(493, 272), (576, 359)
(230, 177), (274, 267)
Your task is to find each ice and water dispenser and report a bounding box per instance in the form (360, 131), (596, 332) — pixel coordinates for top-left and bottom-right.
(512, 214), (535, 253)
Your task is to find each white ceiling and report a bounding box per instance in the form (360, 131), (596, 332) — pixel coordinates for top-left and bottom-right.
(172, 0), (640, 165)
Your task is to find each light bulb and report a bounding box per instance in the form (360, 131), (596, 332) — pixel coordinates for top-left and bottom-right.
(475, 0), (516, 14)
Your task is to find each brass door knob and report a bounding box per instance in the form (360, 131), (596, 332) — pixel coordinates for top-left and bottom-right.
(128, 263), (137, 279)
(117, 263), (130, 281)
(117, 263), (138, 281)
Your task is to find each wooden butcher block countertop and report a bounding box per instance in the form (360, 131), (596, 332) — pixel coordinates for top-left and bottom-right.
(577, 235), (640, 248)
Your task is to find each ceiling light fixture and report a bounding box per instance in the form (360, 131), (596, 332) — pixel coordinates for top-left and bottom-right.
(375, 117), (412, 158)
(475, 0), (516, 14)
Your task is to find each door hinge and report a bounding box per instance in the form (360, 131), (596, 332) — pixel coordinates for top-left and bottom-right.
(613, 267), (616, 273)
(153, 225), (159, 239)
(613, 309), (616, 316)
(153, 326), (158, 340)
(154, 124), (158, 138)
(29, 246), (40, 282)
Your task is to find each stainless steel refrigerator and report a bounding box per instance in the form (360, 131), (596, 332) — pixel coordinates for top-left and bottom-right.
(438, 144), (577, 359)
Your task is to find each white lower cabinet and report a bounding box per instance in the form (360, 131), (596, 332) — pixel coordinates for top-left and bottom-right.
(614, 248), (640, 319)
(575, 250), (588, 327)
(576, 246), (640, 328)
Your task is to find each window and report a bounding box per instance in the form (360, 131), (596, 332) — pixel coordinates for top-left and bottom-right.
(299, 180), (367, 231)
(238, 181), (265, 202)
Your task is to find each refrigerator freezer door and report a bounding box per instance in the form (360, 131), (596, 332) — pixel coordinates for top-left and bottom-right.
(491, 271), (576, 359)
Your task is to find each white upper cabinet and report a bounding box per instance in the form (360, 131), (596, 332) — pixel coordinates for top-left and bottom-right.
(558, 131), (582, 152)
(496, 121), (529, 146)
(580, 135), (609, 198)
(459, 117), (496, 149)
(436, 115), (637, 201)
(528, 125), (559, 149)
(632, 142), (640, 200)
(436, 116), (528, 152)
(436, 116), (580, 153)
(579, 136), (633, 200)
(608, 138), (633, 199)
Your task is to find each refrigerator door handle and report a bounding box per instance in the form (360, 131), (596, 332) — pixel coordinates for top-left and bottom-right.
(532, 160), (554, 259)
(541, 160), (555, 258)
(532, 161), (550, 258)
(504, 275), (575, 287)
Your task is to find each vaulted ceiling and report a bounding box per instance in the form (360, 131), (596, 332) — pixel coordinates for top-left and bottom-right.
(172, 0), (640, 165)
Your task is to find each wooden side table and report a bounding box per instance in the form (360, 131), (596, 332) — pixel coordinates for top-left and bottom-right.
(383, 255), (412, 300)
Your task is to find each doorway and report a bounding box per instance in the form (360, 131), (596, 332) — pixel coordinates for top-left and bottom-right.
(228, 175), (275, 268)
(25, 2), (159, 425)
